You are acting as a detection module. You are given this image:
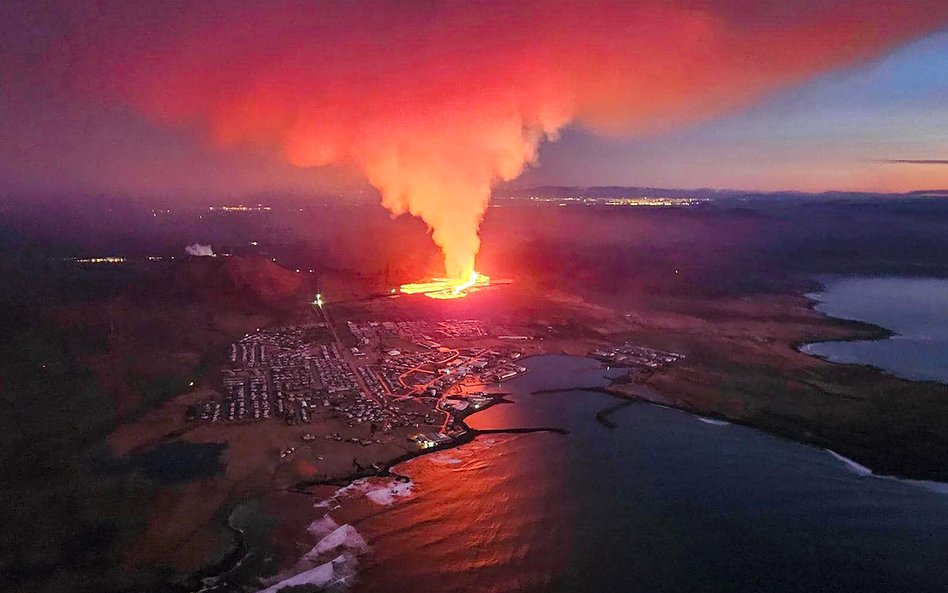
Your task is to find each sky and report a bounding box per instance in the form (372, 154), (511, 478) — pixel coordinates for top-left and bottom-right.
(1, 1), (947, 201)
(517, 30), (948, 192)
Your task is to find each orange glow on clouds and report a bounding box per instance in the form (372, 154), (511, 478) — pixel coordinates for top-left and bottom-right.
(72, 1), (948, 277)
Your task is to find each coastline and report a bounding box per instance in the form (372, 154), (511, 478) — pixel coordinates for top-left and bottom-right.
(253, 357), (948, 593)
(287, 393), (569, 493)
(522, 283), (948, 484)
(184, 392), (571, 591)
(537, 374), (948, 489)
(102, 280), (948, 591)
(184, 318), (948, 591)
(291, 290), (948, 493)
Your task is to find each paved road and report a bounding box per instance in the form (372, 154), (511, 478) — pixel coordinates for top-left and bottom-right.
(311, 303), (386, 409)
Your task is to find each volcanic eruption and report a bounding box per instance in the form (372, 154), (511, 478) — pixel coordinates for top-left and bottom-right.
(59, 1), (948, 296)
(399, 271), (492, 300)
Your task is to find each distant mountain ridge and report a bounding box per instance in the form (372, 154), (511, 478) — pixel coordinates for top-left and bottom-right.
(497, 185), (948, 200)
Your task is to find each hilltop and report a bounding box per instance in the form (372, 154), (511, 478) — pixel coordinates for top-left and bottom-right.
(158, 255), (311, 309)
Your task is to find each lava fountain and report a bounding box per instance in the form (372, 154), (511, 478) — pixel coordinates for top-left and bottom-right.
(400, 271), (492, 300)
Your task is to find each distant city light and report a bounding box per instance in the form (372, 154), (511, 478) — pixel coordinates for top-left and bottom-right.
(65, 256), (126, 264)
(494, 195), (708, 207)
(208, 205), (272, 212)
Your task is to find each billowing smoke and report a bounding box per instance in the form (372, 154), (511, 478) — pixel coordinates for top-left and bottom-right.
(185, 243), (215, 257)
(68, 1), (948, 279)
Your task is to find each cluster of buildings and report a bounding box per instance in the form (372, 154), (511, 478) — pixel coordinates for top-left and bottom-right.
(591, 342), (685, 368)
(188, 323), (361, 426)
(359, 347), (527, 399)
(347, 319), (514, 347)
(185, 315), (537, 453)
(410, 432), (453, 449)
(310, 344), (360, 394)
(440, 394), (492, 413)
(346, 320), (529, 398)
(335, 394), (410, 431)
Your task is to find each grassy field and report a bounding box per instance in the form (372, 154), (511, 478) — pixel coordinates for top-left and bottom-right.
(607, 293), (948, 480)
(0, 256), (307, 592)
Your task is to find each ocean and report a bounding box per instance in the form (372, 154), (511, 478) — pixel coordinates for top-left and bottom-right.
(801, 276), (948, 384)
(262, 355), (948, 593)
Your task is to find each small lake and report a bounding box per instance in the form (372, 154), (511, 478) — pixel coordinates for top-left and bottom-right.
(122, 440), (226, 483)
(801, 277), (948, 383)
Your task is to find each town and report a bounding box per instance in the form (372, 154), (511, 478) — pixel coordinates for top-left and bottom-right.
(186, 316), (531, 452)
(590, 342), (686, 382)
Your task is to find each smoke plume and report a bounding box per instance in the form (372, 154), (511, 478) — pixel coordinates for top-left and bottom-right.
(185, 243), (215, 257)
(66, 1), (948, 279)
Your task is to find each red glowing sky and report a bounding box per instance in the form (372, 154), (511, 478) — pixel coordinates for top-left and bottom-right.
(3, 0), (946, 198)
(2, 1), (947, 201)
(3, 1), (945, 277)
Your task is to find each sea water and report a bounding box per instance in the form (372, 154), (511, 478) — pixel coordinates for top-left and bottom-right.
(284, 355), (948, 593)
(801, 276), (948, 383)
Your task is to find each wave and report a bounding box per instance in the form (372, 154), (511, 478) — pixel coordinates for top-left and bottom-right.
(428, 453), (463, 465)
(905, 478), (948, 495)
(305, 524), (368, 558)
(314, 480), (365, 509)
(826, 449), (948, 495)
(826, 450), (872, 476)
(364, 479), (414, 506)
(316, 477), (416, 510)
(307, 514), (341, 538)
(696, 417), (730, 426)
(257, 552), (359, 593)
(259, 515), (368, 593)
(266, 473), (420, 592)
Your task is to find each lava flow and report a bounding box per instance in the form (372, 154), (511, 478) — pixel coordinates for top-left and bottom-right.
(400, 271), (491, 300)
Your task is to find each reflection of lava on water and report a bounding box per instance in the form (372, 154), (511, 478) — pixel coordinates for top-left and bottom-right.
(400, 271), (491, 300)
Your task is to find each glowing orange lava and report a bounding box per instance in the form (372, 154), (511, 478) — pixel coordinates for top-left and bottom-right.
(400, 271), (491, 300)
